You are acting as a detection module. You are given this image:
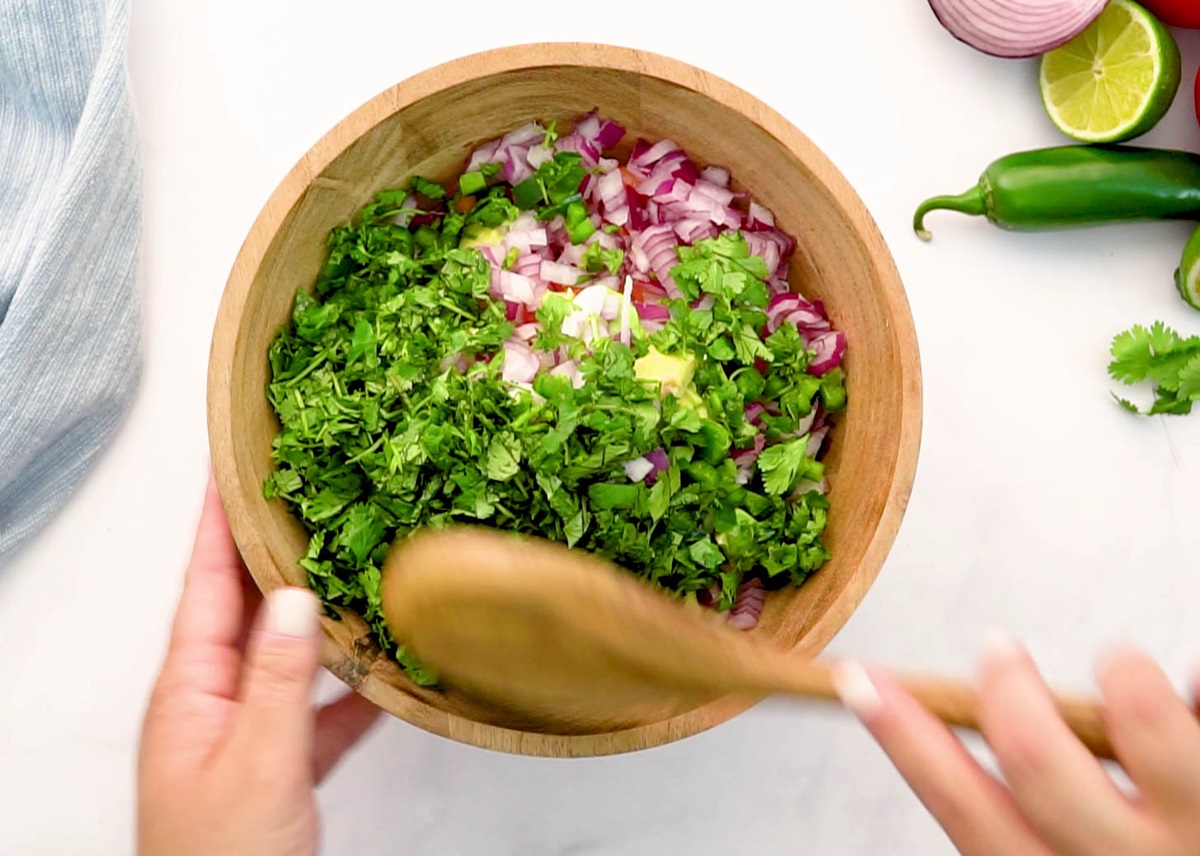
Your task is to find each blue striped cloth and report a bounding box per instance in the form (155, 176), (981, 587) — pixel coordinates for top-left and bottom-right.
(0, 0), (141, 559)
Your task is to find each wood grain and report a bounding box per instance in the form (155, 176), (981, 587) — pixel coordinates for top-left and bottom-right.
(206, 42), (923, 757)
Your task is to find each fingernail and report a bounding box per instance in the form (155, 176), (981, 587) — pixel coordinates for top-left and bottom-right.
(981, 631), (1023, 665)
(833, 662), (883, 719)
(266, 587), (319, 638)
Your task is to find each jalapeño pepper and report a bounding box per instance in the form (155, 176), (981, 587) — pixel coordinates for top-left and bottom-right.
(914, 145), (1200, 241)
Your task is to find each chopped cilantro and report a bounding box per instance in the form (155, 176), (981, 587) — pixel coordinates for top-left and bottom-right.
(264, 147), (845, 685)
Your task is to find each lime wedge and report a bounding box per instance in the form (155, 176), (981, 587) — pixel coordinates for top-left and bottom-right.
(1175, 224), (1200, 311)
(1039, 0), (1181, 144)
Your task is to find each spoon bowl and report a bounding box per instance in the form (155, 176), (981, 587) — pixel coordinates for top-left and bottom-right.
(382, 526), (1118, 757)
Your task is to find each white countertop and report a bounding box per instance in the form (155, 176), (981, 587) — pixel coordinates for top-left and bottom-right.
(4, 1), (1200, 853)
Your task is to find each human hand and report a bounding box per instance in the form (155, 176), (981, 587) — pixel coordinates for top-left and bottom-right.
(835, 640), (1200, 855)
(137, 476), (381, 856)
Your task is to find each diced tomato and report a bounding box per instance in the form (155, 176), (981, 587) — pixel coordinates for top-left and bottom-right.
(1141, 0), (1200, 27)
(629, 280), (654, 303)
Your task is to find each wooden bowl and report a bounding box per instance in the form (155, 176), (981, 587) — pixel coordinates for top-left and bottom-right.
(208, 43), (922, 757)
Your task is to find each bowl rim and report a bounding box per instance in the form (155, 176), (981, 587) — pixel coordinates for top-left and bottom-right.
(207, 41), (923, 758)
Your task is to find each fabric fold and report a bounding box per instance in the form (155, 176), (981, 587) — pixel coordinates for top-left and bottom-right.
(0, 0), (142, 559)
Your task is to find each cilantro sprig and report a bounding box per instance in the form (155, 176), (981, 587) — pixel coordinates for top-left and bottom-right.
(1108, 321), (1200, 415)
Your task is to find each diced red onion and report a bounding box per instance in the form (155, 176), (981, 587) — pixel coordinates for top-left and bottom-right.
(526, 144), (555, 170)
(699, 165), (730, 187)
(691, 180), (735, 207)
(390, 194), (419, 226)
(807, 330), (846, 376)
(927, 0), (1107, 59)
(768, 294), (816, 333)
(513, 322), (540, 342)
(788, 307), (832, 337)
(626, 188), (650, 231)
(501, 339), (540, 384)
(629, 139), (680, 173)
(643, 448), (670, 483)
(747, 201), (775, 230)
(498, 270), (536, 305)
(634, 224), (682, 298)
(807, 426), (830, 458)
(513, 253), (543, 280)
(673, 219), (717, 245)
(549, 359), (584, 388)
(556, 243), (586, 267)
(587, 229), (621, 251)
(555, 134), (600, 167)
(595, 120), (626, 149)
(540, 260), (584, 286)
(635, 302), (670, 323)
(502, 227), (548, 254)
(500, 122), (544, 148)
(766, 277), (792, 295)
(729, 578), (766, 630)
(572, 284), (623, 321)
(634, 278), (668, 300)
(466, 139), (501, 172)
(629, 242), (650, 273)
(624, 456), (656, 483)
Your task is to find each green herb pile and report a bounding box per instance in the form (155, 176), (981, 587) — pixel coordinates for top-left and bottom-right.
(263, 174), (846, 684)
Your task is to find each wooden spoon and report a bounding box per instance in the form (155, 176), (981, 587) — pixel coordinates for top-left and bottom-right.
(380, 526), (1115, 757)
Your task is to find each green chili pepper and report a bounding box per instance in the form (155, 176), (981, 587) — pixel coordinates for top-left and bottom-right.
(565, 200), (595, 244)
(914, 145), (1200, 241)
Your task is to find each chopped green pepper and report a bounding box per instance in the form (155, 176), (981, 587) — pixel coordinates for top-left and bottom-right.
(458, 170), (488, 196)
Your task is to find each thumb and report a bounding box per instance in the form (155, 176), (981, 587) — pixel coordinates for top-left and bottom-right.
(233, 587), (321, 769)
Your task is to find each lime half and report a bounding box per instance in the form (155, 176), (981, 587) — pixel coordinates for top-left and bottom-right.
(1039, 0), (1181, 144)
(1176, 224), (1200, 311)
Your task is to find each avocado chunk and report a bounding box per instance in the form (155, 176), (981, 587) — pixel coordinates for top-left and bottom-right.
(634, 347), (696, 396)
(459, 224), (505, 249)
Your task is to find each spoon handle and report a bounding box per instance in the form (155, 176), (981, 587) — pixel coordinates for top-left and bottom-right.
(779, 660), (1115, 760)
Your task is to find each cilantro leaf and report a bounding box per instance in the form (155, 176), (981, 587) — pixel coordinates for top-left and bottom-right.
(1108, 322), (1200, 415)
(409, 176), (446, 200)
(581, 241), (625, 276)
(757, 436), (823, 496)
(486, 432), (522, 481)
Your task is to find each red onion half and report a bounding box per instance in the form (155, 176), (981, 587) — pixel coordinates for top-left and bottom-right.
(928, 0), (1107, 59)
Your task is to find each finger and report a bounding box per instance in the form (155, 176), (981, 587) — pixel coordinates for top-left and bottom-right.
(231, 587), (321, 777)
(313, 691), (383, 783)
(834, 662), (1053, 856)
(1097, 646), (1200, 819)
(978, 636), (1158, 855)
(233, 564), (265, 653)
(160, 474), (250, 699)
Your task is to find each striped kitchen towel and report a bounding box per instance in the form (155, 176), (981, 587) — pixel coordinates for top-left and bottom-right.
(0, 0), (142, 559)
